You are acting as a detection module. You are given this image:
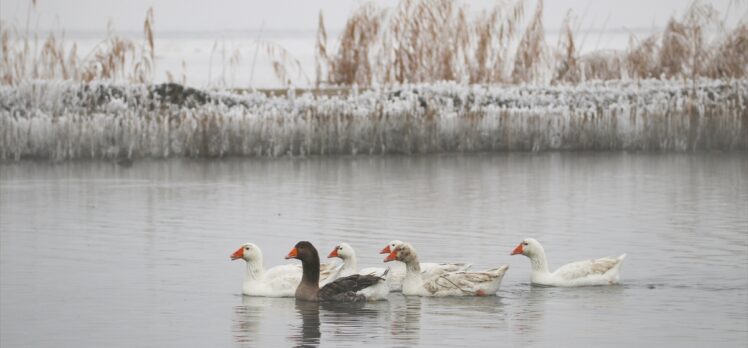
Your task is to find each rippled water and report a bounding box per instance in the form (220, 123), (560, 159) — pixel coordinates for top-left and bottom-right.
(1, 153), (747, 347)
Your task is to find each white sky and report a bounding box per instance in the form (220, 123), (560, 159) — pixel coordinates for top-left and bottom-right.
(0, 0), (743, 32)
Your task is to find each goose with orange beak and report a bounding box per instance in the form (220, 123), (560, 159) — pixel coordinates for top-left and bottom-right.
(378, 240), (473, 292)
(286, 241), (389, 302)
(510, 238), (627, 287)
(325, 242), (389, 282)
(380, 240), (473, 273)
(383, 242), (508, 297)
(230, 242), (339, 297)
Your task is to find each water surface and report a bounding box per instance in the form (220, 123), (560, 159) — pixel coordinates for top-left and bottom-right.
(1, 153), (747, 347)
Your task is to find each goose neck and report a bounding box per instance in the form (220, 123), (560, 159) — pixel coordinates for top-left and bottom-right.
(529, 251), (550, 274)
(341, 255), (357, 274)
(403, 255), (422, 280)
(245, 259), (265, 281)
(300, 254), (321, 287)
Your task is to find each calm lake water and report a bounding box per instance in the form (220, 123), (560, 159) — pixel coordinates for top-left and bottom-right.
(1, 153), (747, 347)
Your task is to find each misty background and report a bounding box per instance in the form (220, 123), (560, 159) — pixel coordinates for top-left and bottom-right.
(1, 0), (742, 32)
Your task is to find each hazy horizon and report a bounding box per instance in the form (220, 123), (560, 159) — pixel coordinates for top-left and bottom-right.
(1, 0), (743, 33)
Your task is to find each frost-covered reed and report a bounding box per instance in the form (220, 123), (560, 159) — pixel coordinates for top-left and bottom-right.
(1, 79), (745, 160)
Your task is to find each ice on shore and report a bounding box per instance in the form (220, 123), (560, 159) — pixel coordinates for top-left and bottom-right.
(1, 79), (746, 160)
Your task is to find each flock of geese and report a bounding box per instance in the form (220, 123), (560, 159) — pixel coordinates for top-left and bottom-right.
(230, 239), (627, 303)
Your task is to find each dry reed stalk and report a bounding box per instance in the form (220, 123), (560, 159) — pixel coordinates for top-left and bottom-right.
(144, 7), (155, 61)
(1, 24), (16, 85)
(263, 40), (309, 87)
(80, 36), (135, 82)
(138, 6), (155, 83)
(706, 23), (748, 78)
(228, 47), (241, 87)
(328, 2), (384, 85)
(470, 0), (525, 84)
(315, 11), (328, 88)
(40, 33), (67, 79)
(511, 0), (546, 83)
(552, 11), (578, 84)
(625, 34), (660, 79)
(579, 51), (623, 81)
(67, 43), (79, 81)
(658, 2), (719, 78)
(181, 59), (187, 85)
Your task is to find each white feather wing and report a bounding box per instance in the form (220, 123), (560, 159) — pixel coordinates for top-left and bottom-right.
(553, 257), (621, 280)
(424, 267), (507, 295)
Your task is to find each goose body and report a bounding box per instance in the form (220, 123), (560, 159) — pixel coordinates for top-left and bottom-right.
(230, 243), (340, 297)
(511, 238), (626, 287)
(384, 243), (508, 297)
(287, 241), (389, 302)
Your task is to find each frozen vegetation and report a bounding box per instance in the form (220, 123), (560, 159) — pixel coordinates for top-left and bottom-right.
(1, 79), (745, 160)
(2, 1), (745, 160)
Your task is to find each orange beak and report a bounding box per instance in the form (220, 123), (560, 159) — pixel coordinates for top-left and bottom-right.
(380, 245), (391, 254)
(511, 243), (524, 255)
(230, 247), (244, 260)
(285, 247), (298, 260)
(383, 251), (397, 262)
(327, 248), (339, 258)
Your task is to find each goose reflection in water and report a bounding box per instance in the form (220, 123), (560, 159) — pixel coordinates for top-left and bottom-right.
(292, 300), (321, 348)
(323, 300), (388, 340)
(298, 300), (388, 346)
(232, 295), (390, 348)
(388, 295), (422, 346)
(232, 296), (296, 347)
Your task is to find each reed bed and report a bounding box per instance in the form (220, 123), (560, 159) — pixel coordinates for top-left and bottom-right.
(316, 0), (748, 86)
(0, 2), (310, 88)
(1, 3), (155, 86)
(2, 0), (746, 87)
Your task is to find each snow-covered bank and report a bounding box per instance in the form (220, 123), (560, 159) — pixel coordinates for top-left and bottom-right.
(1, 80), (746, 160)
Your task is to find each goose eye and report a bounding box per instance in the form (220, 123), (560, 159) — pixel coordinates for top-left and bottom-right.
(523, 242), (528, 246)
(245, 247), (250, 250)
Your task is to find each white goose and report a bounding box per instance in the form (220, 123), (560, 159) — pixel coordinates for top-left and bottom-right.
(377, 240), (473, 292)
(384, 242), (508, 297)
(230, 242), (340, 297)
(380, 240), (472, 273)
(510, 238), (626, 287)
(326, 242), (388, 279)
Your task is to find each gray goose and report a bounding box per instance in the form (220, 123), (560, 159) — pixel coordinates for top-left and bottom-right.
(286, 241), (389, 302)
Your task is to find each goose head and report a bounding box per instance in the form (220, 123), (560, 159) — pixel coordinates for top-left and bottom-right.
(285, 241), (319, 262)
(383, 243), (416, 263)
(231, 242), (262, 262)
(327, 242), (355, 260)
(510, 238), (544, 257)
(379, 240), (404, 254)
